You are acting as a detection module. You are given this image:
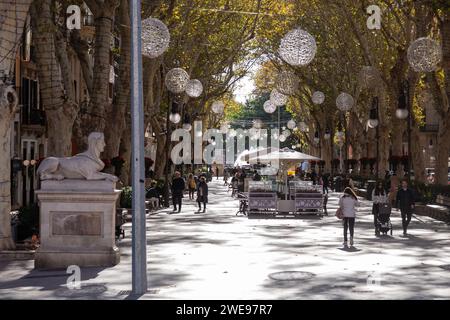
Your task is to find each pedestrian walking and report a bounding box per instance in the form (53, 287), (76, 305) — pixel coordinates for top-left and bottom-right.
(187, 173), (196, 200)
(196, 176), (208, 213)
(338, 187), (359, 247)
(252, 170), (261, 181)
(171, 171), (185, 212)
(372, 181), (388, 236)
(223, 169), (229, 186)
(396, 179), (415, 236)
(322, 173), (330, 194)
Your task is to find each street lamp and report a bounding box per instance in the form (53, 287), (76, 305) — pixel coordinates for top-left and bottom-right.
(368, 97), (379, 177)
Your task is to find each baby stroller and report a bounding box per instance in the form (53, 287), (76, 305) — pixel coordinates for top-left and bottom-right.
(375, 203), (393, 236)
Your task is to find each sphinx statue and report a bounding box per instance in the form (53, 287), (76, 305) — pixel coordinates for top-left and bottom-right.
(37, 132), (119, 182)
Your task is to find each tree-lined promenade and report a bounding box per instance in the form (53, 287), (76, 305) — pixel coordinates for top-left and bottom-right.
(0, 0), (449, 252)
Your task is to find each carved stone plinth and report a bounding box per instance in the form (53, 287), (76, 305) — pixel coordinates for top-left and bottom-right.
(35, 180), (121, 269)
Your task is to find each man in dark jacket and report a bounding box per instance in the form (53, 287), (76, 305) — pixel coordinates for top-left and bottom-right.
(396, 179), (415, 235)
(171, 171), (185, 212)
(196, 176), (208, 213)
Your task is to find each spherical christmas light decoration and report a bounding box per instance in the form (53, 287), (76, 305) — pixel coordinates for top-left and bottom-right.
(185, 79), (203, 98)
(165, 68), (190, 93)
(407, 37), (442, 73)
(182, 123), (192, 131)
(279, 134), (287, 142)
(263, 100), (277, 113)
(270, 89), (288, 106)
(336, 92), (354, 112)
(228, 128), (237, 137)
(169, 112), (181, 124)
(253, 119), (263, 129)
(276, 71), (299, 95)
(324, 133), (331, 140)
(211, 100), (225, 114)
(336, 131), (344, 138)
(141, 18), (170, 58)
(279, 28), (317, 66)
(312, 91), (325, 105)
(282, 129), (291, 137)
(395, 108), (409, 119)
(287, 119), (296, 130)
(358, 66), (381, 89)
(367, 119), (379, 129)
(299, 121), (308, 132)
(220, 123), (229, 134)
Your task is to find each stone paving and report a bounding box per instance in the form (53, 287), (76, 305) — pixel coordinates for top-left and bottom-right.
(1, 178), (450, 299)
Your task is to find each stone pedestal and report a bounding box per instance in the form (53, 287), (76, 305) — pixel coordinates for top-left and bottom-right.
(35, 180), (121, 269)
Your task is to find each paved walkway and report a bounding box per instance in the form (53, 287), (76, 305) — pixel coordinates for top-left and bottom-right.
(1, 179), (450, 299)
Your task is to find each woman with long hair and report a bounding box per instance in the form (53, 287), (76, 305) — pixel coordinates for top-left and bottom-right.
(372, 181), (388, 236)
(338, 187), (359, 247)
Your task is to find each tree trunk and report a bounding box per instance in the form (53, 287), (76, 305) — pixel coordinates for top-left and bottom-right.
(30, 0), (78, 157)
(435, 117), (450, 185)
(104, 0), (130, 159)
(83, 1), (119, 134)
(0, 84), (18, 250)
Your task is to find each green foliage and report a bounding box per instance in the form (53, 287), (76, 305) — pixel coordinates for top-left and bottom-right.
(120, 186), (132, 208)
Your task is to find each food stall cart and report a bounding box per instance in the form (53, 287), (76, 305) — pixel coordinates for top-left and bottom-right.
(249, 148), (322, 216)
(247, 181), (277, 215)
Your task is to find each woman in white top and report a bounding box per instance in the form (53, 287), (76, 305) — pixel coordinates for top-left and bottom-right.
(371, 181), (388, 236)
(338, 187), (359, 247)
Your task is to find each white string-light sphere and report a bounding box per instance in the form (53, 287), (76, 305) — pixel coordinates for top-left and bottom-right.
(395, 108), (409, 120)
(169, 113), (181, 124)
(287, 120), (296, 130)
(279, 134), (287, 142)
(312, 91), (325, 105)
(220, 123), (229, 134)
(211, 101), (225, 114)
(270, 89), (288, 106)
(263, 100), (277, 113)
(276, 71), (299, 95)
(165, 68), (190, 93)
(141, 18), (170, 58)
(185, 79), (203, 98)
(253, 119), (263, 129)
(407, 37), (442, 73)
(282, 129), (291, 137)
(279, 28), (317, 66)
(183, 123), (192, 131)
(336, 92), (354, 112)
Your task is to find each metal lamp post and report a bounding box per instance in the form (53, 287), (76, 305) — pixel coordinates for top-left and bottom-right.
(130, 0), (147, 295)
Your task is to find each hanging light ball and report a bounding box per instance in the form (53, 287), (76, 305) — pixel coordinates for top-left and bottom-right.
(395, 108), (409, 119)
(141, 18), (170, 58)
(220, 123), (229, 134)
(278, 28), (317, 66)
(165, 68), (190, 93)
(312, 91), (325, 105)
(211, 100), (225, 114)
(182, 123), (192, 131)
(287, 119), (296, 130)
(358, 66), (381, 89)
(324, 133), (331, 140)
(253, 119), (263, 129)
(279, 134), (287, 142)
(336, 131), (345, 138)
(407, 37), (442, 73)
(336, 92), (354, 112)
(263, 100), (277, 113)
(169, 113), (181, 124)
(282, 129), (291, 137)
(276, 71), (299, 95)
(185, 79), (203, 98)
(367, 119), (379, 129)
(299, 122), (308, 132)
(270, 89), (288, 106)
(313, 137), (320, 144)
(228, 128), (237, 137)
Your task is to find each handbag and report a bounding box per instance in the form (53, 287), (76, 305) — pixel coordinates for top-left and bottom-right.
(335, 207), (344, 219)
